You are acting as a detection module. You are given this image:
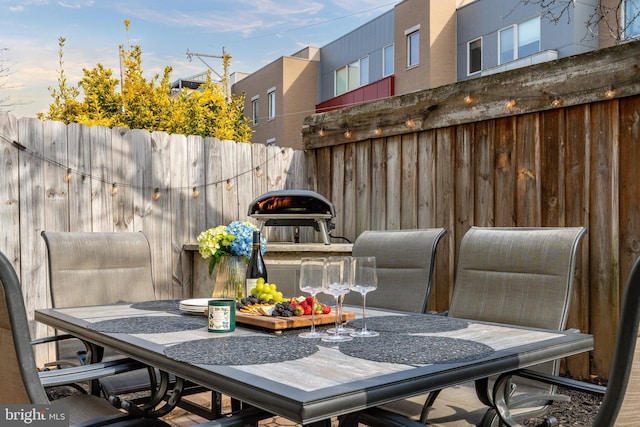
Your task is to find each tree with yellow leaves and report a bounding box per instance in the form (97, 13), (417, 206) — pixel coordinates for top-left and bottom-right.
(40, 22), (253, 143)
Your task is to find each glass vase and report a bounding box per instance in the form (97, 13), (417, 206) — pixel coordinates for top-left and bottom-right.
(212, 255), (247, 300)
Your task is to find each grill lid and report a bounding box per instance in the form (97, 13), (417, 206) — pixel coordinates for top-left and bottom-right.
(248, 190), (336, 244)
(248, 190), (335, 216)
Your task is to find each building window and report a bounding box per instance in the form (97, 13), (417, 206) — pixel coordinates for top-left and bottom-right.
(468, 38), (482, 75)
(625, 0), (640, 38)
(334, 56), (370, 96)
(405, 25), (420, 68)
(518, 17), (540, 57)
(251, 95), (259, 126)
(360, 56), (369, 86)
(335, 67), (347, 96)
(499, 17), (540, 64)
(266, 137), (276, 146)
(499, 26), (515, 64)
(348, 60), (360, 91)
(383, 44), (394, 76)
(267, 88), (275, 120)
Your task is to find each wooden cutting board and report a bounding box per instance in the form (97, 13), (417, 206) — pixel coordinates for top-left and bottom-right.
(235, 311), (355, 330)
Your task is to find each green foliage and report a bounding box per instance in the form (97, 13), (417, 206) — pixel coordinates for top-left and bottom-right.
(40, 23), (253, 143)
(39, 37), (82, 123)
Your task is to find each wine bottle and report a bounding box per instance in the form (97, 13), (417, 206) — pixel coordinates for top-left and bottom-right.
(245, 230), (267, 298)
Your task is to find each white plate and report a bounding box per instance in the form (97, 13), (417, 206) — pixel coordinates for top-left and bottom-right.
(179, 298), (211, 308)
(180, 307), (207, 315)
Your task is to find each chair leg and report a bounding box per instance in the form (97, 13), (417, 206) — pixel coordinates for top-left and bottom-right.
(419, 388), (441, 423)
(478, 408), (499, 427)
(338, 413), (359, 427)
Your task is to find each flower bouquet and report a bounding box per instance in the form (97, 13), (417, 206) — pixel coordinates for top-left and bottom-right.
(197, 221), (267, 299)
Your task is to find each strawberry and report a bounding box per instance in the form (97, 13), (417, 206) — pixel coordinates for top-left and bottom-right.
(303, 305), (312, 315)
(305, 296), (314, 305)
(322, 304), (330, 314)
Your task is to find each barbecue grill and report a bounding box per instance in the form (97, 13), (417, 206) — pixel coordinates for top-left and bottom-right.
(248, 190), (336, 244)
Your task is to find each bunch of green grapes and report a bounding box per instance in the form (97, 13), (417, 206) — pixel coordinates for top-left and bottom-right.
(249, 278), (284, 303)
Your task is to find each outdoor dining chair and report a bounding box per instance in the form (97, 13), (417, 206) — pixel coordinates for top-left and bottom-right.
(40, 231), (158, 397)
(492, 253), (640, 427)
(0, 247), (170, 426)
(343, 228), (447, 313)
(40, 231), (218, 419)
(351, 226), (587, 427)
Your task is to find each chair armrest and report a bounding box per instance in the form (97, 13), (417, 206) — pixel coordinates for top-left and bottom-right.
(513, 369), (606, 396)
(32, 334), (89, 368)
(31, 334), (77, 346)
(39, 358), (146, 388)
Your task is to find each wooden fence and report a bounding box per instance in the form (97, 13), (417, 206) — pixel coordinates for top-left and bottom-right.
(0, 114), (312, 367)
(301, 40), (640, 379)
(2, 40), (640, 378)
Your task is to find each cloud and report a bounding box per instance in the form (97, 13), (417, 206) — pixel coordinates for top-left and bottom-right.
(58, 0), (94, 8)
(111, 0), (327, 36)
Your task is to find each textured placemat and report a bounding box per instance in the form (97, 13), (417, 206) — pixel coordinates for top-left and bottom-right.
(164, 336), (319, 365)
(131, 299), (182, 314)
(337, 333), (494, 365)
(88, 315), (207, 333)
(346, 314), (469, 334)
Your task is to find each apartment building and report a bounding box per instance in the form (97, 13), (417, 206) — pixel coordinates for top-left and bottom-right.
(229, 47), (319, 150)
(228, 0), (634, 147)
(456, 0), (600, 80)
(233, 0), (459, 147)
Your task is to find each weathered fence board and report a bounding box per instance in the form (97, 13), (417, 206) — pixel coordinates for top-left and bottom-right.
(386, 135), (401, 230)
(473, 120), (494, 227)
(434, 128), (455, 311)
(343, 143), (356, 241)
(67, 123), (92, 232)
(355, 140), (371, 237)
(400, 133), (418, 229)
(516, 114), (541, 226)
(417, 130), (436, 229)
(370, 139), (386, 230)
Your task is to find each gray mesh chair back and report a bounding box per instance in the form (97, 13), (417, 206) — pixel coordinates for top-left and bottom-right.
(41, 231), (156, 307)
(344, 228), (447, 313)
(448, 226), (586, 330)
(41, 231), (157, 398)
(434, 226), (587, 425)
(0, 248), (163, 425)
(355, 226), (587, 427)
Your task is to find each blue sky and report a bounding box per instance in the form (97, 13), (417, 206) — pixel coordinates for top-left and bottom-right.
(0, 0), (397, 118)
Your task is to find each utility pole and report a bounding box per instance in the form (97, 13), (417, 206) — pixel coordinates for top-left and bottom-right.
(186, 47), (231, 99)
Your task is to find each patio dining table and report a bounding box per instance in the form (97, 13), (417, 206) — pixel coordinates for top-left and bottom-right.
(35, 300), (593, 426)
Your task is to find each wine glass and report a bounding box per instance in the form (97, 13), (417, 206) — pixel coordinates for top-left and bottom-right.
(298, 258), (327, 339)
(349, 256), (379, 337)
(321, 257), (353, 343)
(326, 292), (356, 335)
